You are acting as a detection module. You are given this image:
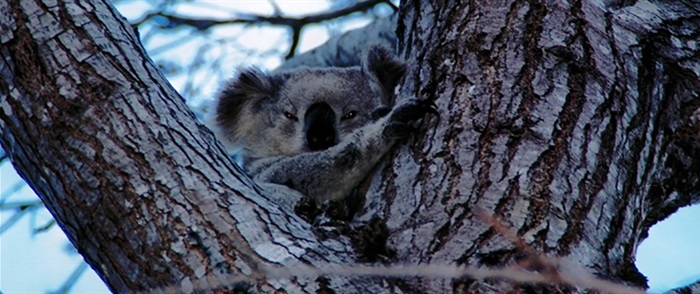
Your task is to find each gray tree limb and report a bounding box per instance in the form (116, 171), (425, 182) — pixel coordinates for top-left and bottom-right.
(0, 0), (358, 292)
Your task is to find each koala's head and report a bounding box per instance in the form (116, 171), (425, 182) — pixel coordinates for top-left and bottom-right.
(211, 46), (405, 165)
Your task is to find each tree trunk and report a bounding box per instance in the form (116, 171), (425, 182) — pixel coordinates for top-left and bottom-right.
(1, 0), (698, 293)
(0, 1), (353, 292)
(359, 0), (700, 292)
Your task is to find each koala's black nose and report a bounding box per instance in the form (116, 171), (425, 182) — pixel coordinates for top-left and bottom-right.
(305, 102), (337, 151)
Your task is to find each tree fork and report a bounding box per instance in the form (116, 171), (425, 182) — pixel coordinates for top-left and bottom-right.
(2, 0), (700, 293)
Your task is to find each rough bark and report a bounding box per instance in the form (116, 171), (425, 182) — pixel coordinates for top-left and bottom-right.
(1, 0), (699, 293)
(0, 1), (356, 292)
(355, 0), (700, 292)
(669, 279), (700, 294)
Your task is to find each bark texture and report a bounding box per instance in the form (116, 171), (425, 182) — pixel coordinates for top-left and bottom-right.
(1, 0), (699, 293)
(355, 0), (700, 292)
(669, 280), (700, 294)
(0, 1), (356, 292)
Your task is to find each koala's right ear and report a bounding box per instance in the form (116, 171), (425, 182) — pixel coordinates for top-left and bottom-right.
(215, 68), (278, 128)
(363, 45), (407, 103)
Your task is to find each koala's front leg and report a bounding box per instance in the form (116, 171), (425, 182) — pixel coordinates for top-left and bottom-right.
(255, 99), (437, 204)
(253, 127), (389, 203)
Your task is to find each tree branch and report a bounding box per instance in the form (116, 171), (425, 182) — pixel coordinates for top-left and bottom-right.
(141, 0), (389, 29)
(136, 0), (393, 58)
(0, 1), (356, 291)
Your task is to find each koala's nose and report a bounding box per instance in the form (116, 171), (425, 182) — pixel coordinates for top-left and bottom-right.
(305, 102), (337, 151)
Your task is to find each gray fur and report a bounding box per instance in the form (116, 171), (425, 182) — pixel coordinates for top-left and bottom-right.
(209, 46), (434, 206)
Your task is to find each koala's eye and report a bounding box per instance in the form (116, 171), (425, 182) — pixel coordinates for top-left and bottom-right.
(284, 111), (298, 121)
(341, 111), (357, 121)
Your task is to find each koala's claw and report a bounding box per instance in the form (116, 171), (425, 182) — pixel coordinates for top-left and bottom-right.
(389, 99), (438, 123)
(384, 99), (438, 139)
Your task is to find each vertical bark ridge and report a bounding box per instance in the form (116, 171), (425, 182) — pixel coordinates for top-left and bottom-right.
(502, 0), (546, 181)
(637, 14), (700, 230)
(469, 0), (520, 205)
(558, 85), (621, 255)
(520, 0), (591, 237)
(555, 7), (635, 255)
(598, 38), (663, 286)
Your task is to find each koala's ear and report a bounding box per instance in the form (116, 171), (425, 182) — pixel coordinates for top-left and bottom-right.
(363, 45), (406, 100)
(215, 68), (278, 129)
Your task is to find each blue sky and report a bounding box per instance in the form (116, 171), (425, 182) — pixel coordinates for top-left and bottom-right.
(1, 1), (699, 293)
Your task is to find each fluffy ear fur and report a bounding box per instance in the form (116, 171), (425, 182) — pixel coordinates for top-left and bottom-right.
(363, 45), (406, 104)
(215, 68), (278, 130)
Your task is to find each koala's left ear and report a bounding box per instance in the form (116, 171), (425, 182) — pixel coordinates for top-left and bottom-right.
(363, 45), (406, 101)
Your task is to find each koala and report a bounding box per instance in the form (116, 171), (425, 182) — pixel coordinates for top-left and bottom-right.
(209, 46), (436, 209)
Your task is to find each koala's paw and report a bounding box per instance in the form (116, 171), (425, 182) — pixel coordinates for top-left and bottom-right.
(383, 99), (438, 139)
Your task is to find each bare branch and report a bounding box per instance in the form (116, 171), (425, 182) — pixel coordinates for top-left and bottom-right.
(0, 204), (36, 235)
(141, 0), (388, 30)
(140, 0), (391, 60)
(277, 14), (397, 69)
(285, 26), (302, 60)
(0, 200), (43, 210)
(54, 262), (89, 294)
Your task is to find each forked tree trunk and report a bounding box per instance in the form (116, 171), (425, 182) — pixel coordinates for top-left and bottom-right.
(1, 0), (698, 293)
